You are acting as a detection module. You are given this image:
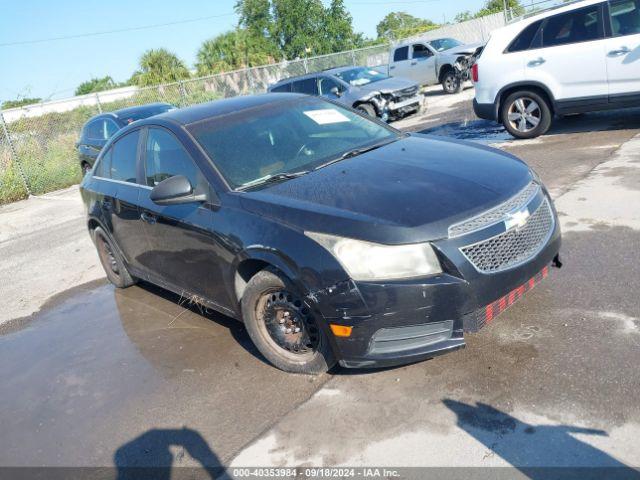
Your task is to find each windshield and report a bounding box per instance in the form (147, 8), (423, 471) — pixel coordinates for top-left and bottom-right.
(428, 38), (463, 52)
(187, 97), (399, 189)
(335, 67), (389, 87)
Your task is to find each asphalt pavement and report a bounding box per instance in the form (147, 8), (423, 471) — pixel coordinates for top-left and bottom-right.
(1, 89), (639, 477)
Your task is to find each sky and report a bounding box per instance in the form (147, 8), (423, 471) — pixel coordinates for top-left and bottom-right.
(0, 0), (488, 103)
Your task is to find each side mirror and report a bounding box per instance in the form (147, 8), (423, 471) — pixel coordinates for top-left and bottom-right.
(150, 175), (207, 206)
(330, 86), (342, 97)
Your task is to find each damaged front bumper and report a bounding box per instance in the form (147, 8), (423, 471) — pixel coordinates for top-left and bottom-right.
(310, 226), (561, 369)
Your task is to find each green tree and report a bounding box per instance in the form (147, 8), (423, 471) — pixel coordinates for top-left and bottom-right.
(74, 76), (118, 96)
(324, 0), (363, 51)
(196, 29), (273, 76)
(1, 97), (42, 109)
(474, 0), (524, 18)
(270, 0), (328, 57)
(129, 48), (191, 87)
(376, 12), (438, 40)
(454, 11), (474, 23)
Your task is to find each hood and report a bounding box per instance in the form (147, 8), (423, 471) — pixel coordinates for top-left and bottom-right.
(356, 77), (418, 96)
(240, 134), (532, 244)
(441, 42), (484, 56)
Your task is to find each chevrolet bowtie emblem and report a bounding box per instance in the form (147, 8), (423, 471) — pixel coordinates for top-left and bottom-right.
(504, 209), (530, 231)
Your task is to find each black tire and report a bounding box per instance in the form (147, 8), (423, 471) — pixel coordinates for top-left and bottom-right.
(501, 90), (552, 139)
(81, 162), (92, 175)
(356, 103), (376, 117)
(442, 70), (463, 94)
(241, 268), (336, 374)
(93, 226), (136, 288)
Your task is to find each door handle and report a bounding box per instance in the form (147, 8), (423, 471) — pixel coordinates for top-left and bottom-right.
(390, 65), (396, 70)
(411, 61), (417, 65)
(140, 212), (157, 225)
(609, 47), (630, 56)
(528, 57), (546, 66)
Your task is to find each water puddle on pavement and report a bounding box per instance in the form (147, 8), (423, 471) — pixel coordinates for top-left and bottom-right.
(420, 120), (512, 144)
(0, 282), (323, 466)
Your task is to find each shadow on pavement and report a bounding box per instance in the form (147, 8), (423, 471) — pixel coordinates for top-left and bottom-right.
(443, 399), (640, 479)
(114, 427), (225, 480)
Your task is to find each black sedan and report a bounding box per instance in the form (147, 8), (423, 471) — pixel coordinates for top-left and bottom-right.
(77, 102), (174, 174)
(80, 94), (561, 374)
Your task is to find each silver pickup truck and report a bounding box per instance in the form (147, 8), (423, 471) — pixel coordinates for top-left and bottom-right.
(387, 38), (482, 94)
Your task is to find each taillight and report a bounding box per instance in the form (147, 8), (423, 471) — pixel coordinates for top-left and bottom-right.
(472, 64), (479, 82)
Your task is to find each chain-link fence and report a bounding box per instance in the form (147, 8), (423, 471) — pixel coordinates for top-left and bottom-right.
(0, 43), (391, 205)
(0, 12), (503, 205)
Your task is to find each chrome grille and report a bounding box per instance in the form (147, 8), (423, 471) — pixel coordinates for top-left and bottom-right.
(460, 198), (554, 274)
(449, 182), (540, 238)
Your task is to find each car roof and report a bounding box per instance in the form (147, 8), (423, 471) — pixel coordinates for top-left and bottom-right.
(272, 66), (357, 86)
(394, 37), (453, 48)
(85, 102), (173, 124)
(495, 0), (603, 39)
(148, 93), (309, 126)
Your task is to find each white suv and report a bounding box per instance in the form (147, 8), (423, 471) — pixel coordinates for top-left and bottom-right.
(473, 0), (640, 138)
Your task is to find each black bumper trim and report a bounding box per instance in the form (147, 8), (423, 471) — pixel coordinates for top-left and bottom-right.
(473, 98), (497, 121)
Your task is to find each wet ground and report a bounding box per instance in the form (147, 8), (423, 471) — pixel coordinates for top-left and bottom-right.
(0, 281), (326, 468)
(2, 90), (640, 476)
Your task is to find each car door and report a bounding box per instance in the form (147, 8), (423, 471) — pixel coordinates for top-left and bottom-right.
(137, 126), (229, 306)
(605, 0), (640, 103)
(389, 45), (412, 80)
(98, 129), (149, 272)
(411, 43), (438, 85)
(78, 120), (108, 166)
(524, 3), (609, 106)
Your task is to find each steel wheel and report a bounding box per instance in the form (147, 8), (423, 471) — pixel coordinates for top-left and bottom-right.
(507, 97), (541, 134)
(97, 233), (120, 278)
(256, 289), (319, 358)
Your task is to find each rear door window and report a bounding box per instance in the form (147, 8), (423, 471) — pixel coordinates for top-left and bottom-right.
(110, 130), (140, 183)
(291, 78), (319, 95)
(542, 4), (603, 47)
(507, 20), (543, 52)
(271, 83), (291, 93)
(610, 0), (640, 36)
(393, 46), (409, 62)
(94, 148), (112, 178)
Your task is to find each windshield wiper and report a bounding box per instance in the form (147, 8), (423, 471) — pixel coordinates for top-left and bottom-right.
(238, 170), (310, 190)
(314, 137), (400, 172)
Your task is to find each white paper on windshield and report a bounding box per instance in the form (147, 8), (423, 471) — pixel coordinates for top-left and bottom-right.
(303, 109), (350, 125)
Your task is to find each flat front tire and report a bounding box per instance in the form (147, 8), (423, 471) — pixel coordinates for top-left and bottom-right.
(241, 269), (336, 374)
(356, 103), (376, 118)
(93, 226), (136, 288)
(501, 90), (552, 139)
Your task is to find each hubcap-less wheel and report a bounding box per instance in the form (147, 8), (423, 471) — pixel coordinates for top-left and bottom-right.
(97, 233), (120, 278)
(257, 290), (319, 357)
(507, 97), (541, 133)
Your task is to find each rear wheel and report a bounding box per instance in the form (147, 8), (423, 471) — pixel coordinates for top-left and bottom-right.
(241, 269), (335, 374)
(93, 226), (136, 288)
(501, 90), (552, 139)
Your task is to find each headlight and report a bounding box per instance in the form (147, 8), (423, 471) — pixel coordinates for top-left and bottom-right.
(305, 232), (442, 281)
